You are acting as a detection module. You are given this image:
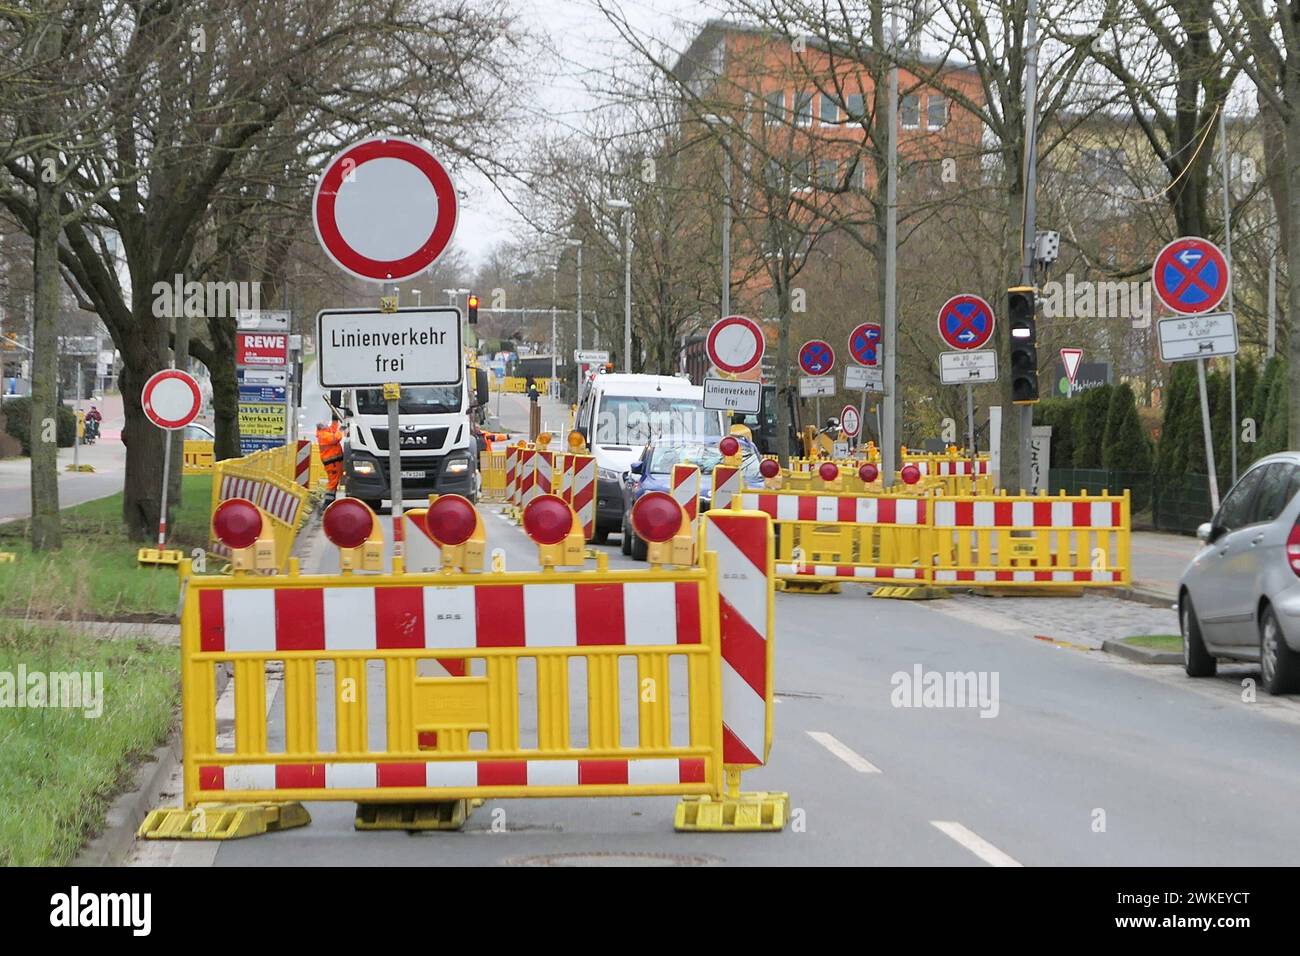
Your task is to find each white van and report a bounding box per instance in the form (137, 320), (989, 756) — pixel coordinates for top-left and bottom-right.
(573, 371), (724, 541)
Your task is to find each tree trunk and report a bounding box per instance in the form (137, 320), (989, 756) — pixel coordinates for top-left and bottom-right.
(28, 156), (62, 551)
(206, 314), (240, 460)
(119, 331), (171, 540)
(774, 262), (794, 463)
(999, 171), (1025, 491)
(168, 311), (190, 505)
(1286, 100), (1300, 450)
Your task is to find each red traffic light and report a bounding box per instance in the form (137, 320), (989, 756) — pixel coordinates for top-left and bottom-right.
(523, 495), (572, 545)
(818, 462), (839, 482)
(718, 436), (740, 457)
(759, 458), (781, 479)
(631, 492), (682, 544)
(859, 463), (879, 483)
(425, 494), (477, 546)
(900, 464), (922, 485)
(322, 497), (375, 550)
(212, 498), (262, 550)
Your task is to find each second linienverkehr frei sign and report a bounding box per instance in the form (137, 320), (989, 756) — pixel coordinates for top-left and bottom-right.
(316, 306), (463, 388)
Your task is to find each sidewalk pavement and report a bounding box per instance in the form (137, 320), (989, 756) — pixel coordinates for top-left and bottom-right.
(1129, 530), (1200, 604)
(487, 390), (571, 439)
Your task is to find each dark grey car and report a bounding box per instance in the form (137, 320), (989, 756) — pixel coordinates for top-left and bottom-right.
(1180, 453), (1300, 694)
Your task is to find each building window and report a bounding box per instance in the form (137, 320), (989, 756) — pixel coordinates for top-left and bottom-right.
(818, 159), (839, 188)
(765, 90), (786, 126)
(792, 159), (811, 190)
(927, 95), (948, 129)
(901, 94), (920, 129)
(794, 92), (813, 127)
(851, 158), (866, 190)
(820, 94), (840, 124)
(844, 93), (865, 122)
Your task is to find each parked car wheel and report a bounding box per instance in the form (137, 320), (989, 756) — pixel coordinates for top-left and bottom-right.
(1181, 594), (1216, 678)
(590, 527), (610, 545)
(620, 517), (632, 555)
(1259, 604), (1300, 695)
(630, 530), (648, 562)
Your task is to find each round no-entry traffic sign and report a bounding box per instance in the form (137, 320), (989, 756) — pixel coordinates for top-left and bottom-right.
(707, 315), (765, 375)
(840, 404), (861, 438)
(141, 369), (202, 430)
(799, 339), (835, 376)
(313, 136), (458, 283)
(848, 323), (882, 366)
(937, 294), (995, 350)
(1152, 237), (1230, 315)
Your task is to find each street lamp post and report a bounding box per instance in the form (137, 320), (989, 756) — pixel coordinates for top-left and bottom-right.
(607, 199), (632, 372)
(566, 238), (583, 394)
(704, 114), (733, 320)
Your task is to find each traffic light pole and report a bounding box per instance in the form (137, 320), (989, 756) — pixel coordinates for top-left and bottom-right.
(1018, 0), (1040, 494)
(882, 6), (899, 488)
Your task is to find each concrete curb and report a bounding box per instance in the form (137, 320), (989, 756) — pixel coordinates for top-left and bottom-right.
(1102, 638), (1182, 665)
(74, 731), (181, 867)
(1113, 587), (1177, 610)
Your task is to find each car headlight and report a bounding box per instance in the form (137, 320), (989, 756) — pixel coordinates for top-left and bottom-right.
(598, 467), (621, 483)
(445, 457), (469, 475)
(352, 460), (376, 476)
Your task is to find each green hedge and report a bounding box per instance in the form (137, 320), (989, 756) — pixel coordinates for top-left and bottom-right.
(0, 399), (76, 455)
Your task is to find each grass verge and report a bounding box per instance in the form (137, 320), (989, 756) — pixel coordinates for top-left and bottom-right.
(1121, 634), (1182, 652)
(0, 621), (178, 865)
(0, 475), (212, 617)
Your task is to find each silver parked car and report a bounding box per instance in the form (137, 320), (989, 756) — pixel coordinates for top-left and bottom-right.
(1180, 452), (1300, 694)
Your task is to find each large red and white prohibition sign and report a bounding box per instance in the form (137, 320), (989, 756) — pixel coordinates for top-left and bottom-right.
(706, 315), (765, 375)
(313, 136), (458, 283)
(141, 370), (202, 431)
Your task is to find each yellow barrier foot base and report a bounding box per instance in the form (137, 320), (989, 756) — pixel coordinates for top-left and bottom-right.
(674, 791), (789, 832)
(979, 586), (1085, 598)
(0, 552), (15, 563)
(354, 800), (471, 831)
(136, 548), (183, 566)
(136, 802), (310, 840)
(872, 585), (950, 600)
(64, 464), (95, 472)
(775, 579), (840, 595)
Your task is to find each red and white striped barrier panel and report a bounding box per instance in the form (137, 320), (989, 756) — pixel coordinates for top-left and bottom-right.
(196, 579), (705, 651)
(907, 459), (989, 477)
(295, 440), (312, 487)
(775, 563), (923, 580)
(740, 492), (927, 525)
(710, 464), (743, 511)
(517, 448), (536, 506)
(672, 464), (701, 539)
(569, 454), (596, 540)
(703, 510), (774, 767)
(504, 445), (518, 506)
(533, 450), (553, 500)
(932, 499), (1122, 529)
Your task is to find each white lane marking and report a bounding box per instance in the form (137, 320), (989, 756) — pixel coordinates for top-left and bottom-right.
(930, 821), (1022, 867)
(807, 731), (881, 773)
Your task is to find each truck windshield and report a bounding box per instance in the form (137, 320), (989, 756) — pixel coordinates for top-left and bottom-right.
(594, 395), (720, 445)
(355, 386), (461, 416)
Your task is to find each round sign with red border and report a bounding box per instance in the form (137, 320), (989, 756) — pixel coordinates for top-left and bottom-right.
(848, 323), (882, 366)
(141, 369), (202, 431)
(937, 294), (995, 350)
(1152, 236), (1230, 315)
(313, 136), (458, 283)
(798, 339), (835, 376)
(840, 404), (861, 438)
(706, 315), (765, 375)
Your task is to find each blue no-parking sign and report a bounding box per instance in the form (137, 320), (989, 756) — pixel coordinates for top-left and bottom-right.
(848, 323), (882, 366)
(1152, 237), (1229, 315)
(798, 339), (835, 376)
(936, 295), (995, 351)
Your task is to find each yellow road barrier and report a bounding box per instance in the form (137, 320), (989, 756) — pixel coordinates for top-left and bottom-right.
(479, 449), (506, 499)
(209, 445), (311, 571)
(182, 439), (215, 475)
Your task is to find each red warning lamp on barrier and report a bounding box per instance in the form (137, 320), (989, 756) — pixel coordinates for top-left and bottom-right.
(818, 462), (839, 482)
(425, 493), (486, 571)
(630, 491), (693, 566)
(322, 497), (384, 572)
(212, 498), (276, 572)
(719, 435), (740, 459)
(758, 458), (781, 486)
(900, 464), (922, 485)
(859, 463), (879, 484)
(523, 494), (585, 567)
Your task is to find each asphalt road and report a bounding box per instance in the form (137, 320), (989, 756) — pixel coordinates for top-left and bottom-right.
(132, 496), (1300, 867)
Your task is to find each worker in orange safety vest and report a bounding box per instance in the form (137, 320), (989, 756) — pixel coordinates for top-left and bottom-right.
(316, 415), (345, 492)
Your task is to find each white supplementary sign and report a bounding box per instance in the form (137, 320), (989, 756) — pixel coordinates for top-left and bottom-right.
(317, 307), (463, 388)
(845, 364), (883, 391)
(1157, 312), (1238, 362)
(236, 310), (291, 331)
(574, 349), (610, 364)
(703, 377), (762, 413)
(239, 368), (288, 387)
(799, 374), (835, 398)
(939, 349), (998, 385)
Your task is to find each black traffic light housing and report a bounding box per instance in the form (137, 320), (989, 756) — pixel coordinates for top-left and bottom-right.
(467, 293), (479, 325)
(1008, 286), (1038, 404)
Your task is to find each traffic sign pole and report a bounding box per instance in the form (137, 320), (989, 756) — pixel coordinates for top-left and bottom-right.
(1197, 358), (1220, 512)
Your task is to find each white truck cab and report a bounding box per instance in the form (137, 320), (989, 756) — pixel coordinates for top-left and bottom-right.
(330, 364), (489, 508)
(573, 371), (724, 541)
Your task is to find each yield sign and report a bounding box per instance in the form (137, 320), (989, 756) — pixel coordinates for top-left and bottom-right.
(313, 137), (458, 283)
(1152, 237), (1229, 315)
(937, 294), (995, 350)
(799, 339), (835, 376)
(1060, 348), (1084, 385)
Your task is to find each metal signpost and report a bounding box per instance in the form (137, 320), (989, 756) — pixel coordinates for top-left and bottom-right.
(847, 323), (881, 459)
(799, 339), (834, 429)
(313, 137), (460, 553)
(1152, 237), (1232, 511)
(938, 296), (998, 492)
